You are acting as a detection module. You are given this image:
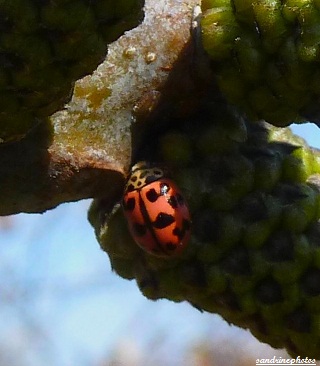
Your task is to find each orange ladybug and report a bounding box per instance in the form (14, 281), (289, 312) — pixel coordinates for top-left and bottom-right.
(122, 162), (191, 257)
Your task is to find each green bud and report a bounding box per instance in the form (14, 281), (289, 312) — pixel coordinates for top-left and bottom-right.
(252, 0), (288, 53)
(201, 7), (240, 61)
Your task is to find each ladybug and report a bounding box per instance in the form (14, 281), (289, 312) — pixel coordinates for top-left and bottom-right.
(122, 162), (191, 257)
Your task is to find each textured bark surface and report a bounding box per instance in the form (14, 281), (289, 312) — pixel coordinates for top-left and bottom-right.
(0, 0), (199, 215)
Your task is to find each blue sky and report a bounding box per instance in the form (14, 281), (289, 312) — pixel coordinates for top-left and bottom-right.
(0, 122), (319, 366)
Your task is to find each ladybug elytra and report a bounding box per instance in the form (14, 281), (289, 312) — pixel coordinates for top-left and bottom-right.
(122, 162), (191, 257)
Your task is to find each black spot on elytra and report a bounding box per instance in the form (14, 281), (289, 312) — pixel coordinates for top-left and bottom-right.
(153, 213), (175, 229)
(168, 195), (178, 208)
(132, 223), (147, 237)
(146, 188), (159, 202)
(124, 197), (135, 211)
(172, 226), (184, 240)
(172, 219), (191, 240)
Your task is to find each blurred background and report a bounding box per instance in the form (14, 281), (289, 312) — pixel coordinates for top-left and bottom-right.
(0, 123), (319, 366)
